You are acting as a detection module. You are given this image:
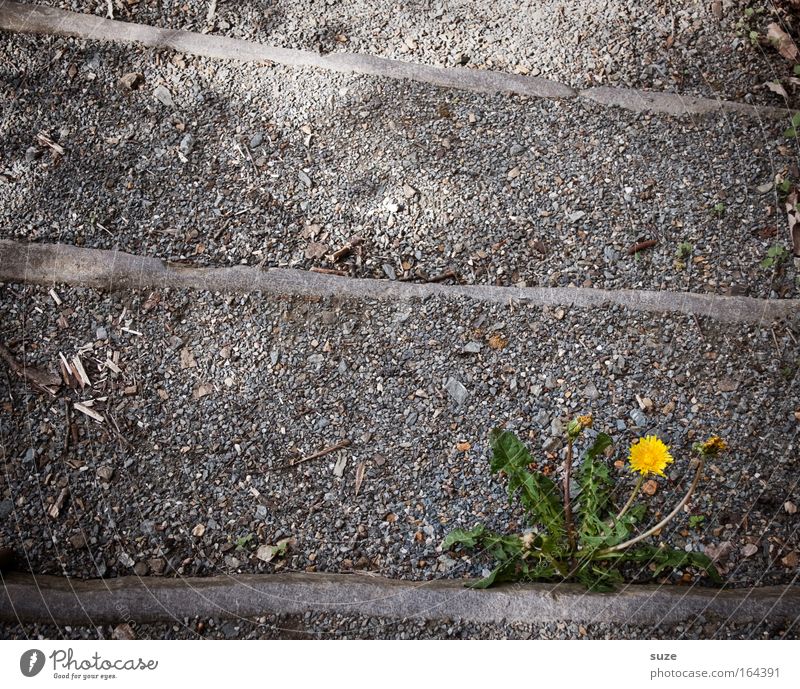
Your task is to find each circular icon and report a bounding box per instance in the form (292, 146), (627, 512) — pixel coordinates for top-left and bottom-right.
(20, 649), (45, 677)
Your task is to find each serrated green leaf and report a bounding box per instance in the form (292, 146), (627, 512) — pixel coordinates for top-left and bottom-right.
(441, 524), (486, 550)
(489, 429), (564, 541)
(574, 561), (623, 592)
(469, 560), (520, 588)
(621, 546), (723, 584)
(489, 428), (532, 474)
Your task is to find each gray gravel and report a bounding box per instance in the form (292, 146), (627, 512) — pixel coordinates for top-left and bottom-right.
(0, 282), (798, 590)
(2, 609), (799, 640)
(26, 0), (800, 107)
(1, 34), (798, 298)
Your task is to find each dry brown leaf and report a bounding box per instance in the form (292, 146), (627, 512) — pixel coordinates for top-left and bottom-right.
(180, 347), (196, 369)
(193, 382), (213, 399)
(456, 441), (471, 452)
(305, 242), (328, 260)
(741, 543), (759, 558)
(192, 523), (206, 537)
(765, 81), (789, 99)
(786, 190), (800, 256)
(642, 480), (658, 496)
(781, 551), (799, 568)
(767, 23), (799, 61)
(488, 333), (508, 350)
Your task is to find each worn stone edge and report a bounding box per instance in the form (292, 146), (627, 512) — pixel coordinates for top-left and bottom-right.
(0, 1), (792, 118)
(1, 572), (799, 627)
(1, 240), (798, 324)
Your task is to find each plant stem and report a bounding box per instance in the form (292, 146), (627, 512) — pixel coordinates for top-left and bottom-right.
(592, 455), (706, 558)
(614, 474), (645, 522)
(564, 438), (576, 555)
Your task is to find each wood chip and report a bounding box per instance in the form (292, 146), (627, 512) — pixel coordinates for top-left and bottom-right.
(627, 239), (658, 255)
(354, 461), (366, 496)
(48, 288), (62, 306)
(48, 487), (69, 519)
(71, 355), (90, 388)
(74, 402), (103, 422)
(330, 236), (364, 262)
(36, 131), (65, 155)
(104, 358), (122, 374)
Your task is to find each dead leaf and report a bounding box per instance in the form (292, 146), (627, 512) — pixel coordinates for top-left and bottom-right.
(705, 541), (733, 563)
(789, 190), (800, 256)
(488, 333), (508, 350)
(354, 461), (366, 496)
(642, 480), (658, 496)
(193, 382), (213, 399)
(765, 81), (789, 99)
(192, 524), (206, 537)
(785, 500), (797, 514)
(305, 242), (328, 260)
(180, 347), (196, 369)
(741, 543), (759, 558)
(781, 551), (799, 568)
(456, 441), (471, 452)
(256, 538), (291, 563)
(118, 72), (144, 91)
(767, 23), (798, 61)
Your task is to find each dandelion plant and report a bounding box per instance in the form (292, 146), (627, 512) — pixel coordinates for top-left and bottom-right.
(442, 416), (726, 591)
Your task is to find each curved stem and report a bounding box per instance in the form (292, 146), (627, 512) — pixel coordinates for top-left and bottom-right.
(563, 439), (576, 556)
(592, 456), (705, 558)
(614, 474), (645, 522)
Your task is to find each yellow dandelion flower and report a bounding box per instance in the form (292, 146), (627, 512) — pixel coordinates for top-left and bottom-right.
(577, 414), (593, 429)
(629, 435), (674, 477)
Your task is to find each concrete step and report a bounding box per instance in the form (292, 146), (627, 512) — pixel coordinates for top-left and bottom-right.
(0, 263), (797, 588)
(18, 1), (795, 108)
(1, 27), (797, 298)
(2, 572), (799, 638)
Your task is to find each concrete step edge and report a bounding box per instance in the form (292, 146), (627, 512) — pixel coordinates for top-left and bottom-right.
(0, 1), (791, 118)
(2, 572), (798, 626)
(1, 240), (798, 324)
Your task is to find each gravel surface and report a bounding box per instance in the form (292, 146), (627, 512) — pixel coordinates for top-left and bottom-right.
(2, 610), (799, 640)
(25, 0), (800, 107)
(1, 34), (798, 298)
(1, 283), (798, 590)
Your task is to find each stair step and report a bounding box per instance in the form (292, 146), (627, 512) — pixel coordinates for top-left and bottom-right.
(0, 278), (796, 585)
(1, 33), (797, 298)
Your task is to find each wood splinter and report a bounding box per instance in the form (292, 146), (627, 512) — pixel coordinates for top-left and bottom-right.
(329, 236), (364, 263)
(627, 239), (658, 255)
(310, 266), (348, 276)
(288, 439), (351, 468)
